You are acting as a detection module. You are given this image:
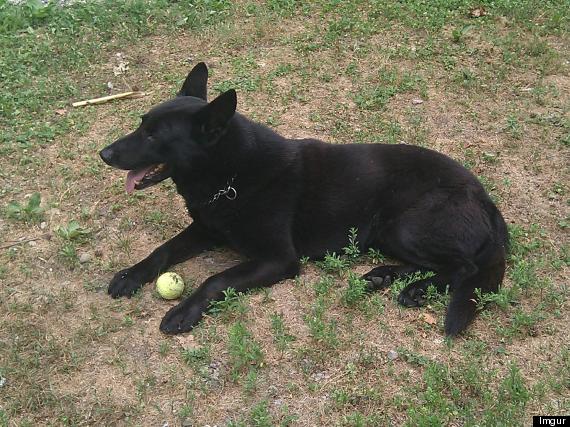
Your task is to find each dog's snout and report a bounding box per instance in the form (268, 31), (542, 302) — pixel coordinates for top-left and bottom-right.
(99, 147), (114, 164)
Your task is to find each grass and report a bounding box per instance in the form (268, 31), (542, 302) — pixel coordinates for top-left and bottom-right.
(5, 192), (44, 223)
(208, 287), (248, 320)
(227, 321), (264, 381)
(0, 0), (569, 425)
(402, 356), (531, 426)
(270, 312), (296, 353)
(354, 66), (427, 111)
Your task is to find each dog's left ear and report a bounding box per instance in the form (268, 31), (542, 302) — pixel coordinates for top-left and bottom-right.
(195, 89), (237, 143)
(179, 62), (208, 100)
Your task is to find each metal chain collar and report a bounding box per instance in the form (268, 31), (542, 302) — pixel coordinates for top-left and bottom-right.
(208, 175), (238, 205)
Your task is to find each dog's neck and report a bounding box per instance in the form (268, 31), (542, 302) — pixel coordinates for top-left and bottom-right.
(199, 174), (238, 206)
(171, 166), (239, 210)
(174, 116), (296, 211)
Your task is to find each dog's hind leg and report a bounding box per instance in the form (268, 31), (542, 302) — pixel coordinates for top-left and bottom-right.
(393, 251), (505, 335)
(363, 265), (455, 307)
(365, 191), (507, 335)
(361, 265), (429, 291)
(397, 271), (453, 307)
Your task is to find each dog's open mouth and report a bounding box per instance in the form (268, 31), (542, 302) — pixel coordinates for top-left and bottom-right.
(126, 163), (170, 193)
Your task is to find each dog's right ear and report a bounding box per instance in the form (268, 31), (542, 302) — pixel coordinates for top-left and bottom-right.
(194, 89), (237, 145)
(178, 62), (208, 100)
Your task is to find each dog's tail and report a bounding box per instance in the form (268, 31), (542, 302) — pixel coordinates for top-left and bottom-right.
(445, 203), (508, 336)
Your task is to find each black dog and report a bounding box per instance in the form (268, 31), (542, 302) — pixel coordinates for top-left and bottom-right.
(99, 62), (508, 336)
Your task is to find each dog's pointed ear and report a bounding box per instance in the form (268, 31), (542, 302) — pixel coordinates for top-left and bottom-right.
(179, 62), (208, 100)
(195, 89), (237, 143)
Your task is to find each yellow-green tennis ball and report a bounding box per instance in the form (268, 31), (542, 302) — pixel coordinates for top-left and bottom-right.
(156, 272), (185, 300)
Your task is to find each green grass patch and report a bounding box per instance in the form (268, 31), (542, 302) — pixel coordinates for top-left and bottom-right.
(227, 321), (264, 381)
(4, 192), (44, 223)
(270, 312), (296, 353)
(207, 287), (248, 321)
(354, 67), (426, 111)
(401, 353), (531, 426)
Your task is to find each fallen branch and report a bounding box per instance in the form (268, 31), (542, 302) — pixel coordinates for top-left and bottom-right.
(72, 91), (146, 107)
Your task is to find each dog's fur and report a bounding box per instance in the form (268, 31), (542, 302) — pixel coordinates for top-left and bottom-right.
(100, 62), (508, 336)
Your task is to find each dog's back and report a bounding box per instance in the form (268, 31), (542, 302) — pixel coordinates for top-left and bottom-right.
(284, 141), (497, 255)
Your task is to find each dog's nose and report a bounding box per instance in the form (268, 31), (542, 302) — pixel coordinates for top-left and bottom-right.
(99, 147), (114, 164)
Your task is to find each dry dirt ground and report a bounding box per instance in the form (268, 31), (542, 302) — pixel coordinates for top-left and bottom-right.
(0, 2), (568, 426)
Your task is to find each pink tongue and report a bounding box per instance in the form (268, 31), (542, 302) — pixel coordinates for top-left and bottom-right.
(126, 166), (154, 194)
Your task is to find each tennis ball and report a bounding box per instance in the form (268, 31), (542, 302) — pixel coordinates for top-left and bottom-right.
(156, 272), (185, 300)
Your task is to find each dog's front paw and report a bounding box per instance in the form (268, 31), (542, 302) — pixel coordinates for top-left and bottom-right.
(108, 268), (145, 298)
(160, 299), (204, 334)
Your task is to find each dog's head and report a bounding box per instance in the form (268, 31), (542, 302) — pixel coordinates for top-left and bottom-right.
(99, 62), (236, 193)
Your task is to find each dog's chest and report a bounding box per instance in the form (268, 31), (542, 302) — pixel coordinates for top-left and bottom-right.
(188, 202), (240, 234)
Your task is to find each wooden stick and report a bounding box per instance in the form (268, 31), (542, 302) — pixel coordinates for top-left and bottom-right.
(0, 237), (41, 250)
(72, 91), (146, 107)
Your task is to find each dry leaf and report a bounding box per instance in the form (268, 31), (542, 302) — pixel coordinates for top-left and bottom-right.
(420, 312), (437, 325)
(175, 334), (198, 349)
(113, 52), (129, 76)
(113, 62), (129, 76)
(55, 109), (67, 116)
(470, 7), (487, 18)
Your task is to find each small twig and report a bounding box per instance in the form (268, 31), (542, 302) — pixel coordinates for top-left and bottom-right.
(120, 75), (132, 92)
(0, 237), (41, 250)
(72, 91), (146, 107)
(58, 185), (72, 206)
(318, 370), (349, 391)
